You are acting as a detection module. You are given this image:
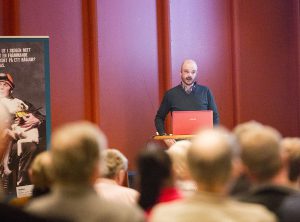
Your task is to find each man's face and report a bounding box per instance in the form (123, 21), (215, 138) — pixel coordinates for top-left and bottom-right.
(180, 61), (198, 86)
(0, 81), (11, 98)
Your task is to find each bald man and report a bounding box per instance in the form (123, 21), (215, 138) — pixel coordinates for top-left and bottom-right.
(155, 59), (219, 145)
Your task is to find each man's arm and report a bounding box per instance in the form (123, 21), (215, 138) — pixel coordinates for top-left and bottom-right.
(207, 89), (220, 125)
(154, 94), (170, 135)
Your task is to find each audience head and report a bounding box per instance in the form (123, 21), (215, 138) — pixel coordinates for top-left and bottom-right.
(187, 127), (239, 192)
(239, 125), (282, 182)
(101, 148), (128, 185)
(281, 137), (300, 184)
(29, 151), (53, 189)
(136, 144), (172, 210)
(233, 120), (263, 141)
(50, 121), (107, 186)
(167, 140), (192, 180)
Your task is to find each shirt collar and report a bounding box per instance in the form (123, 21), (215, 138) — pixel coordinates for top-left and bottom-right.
(181, 81), (196, 94)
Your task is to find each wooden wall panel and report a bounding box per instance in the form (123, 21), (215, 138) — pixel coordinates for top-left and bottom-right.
(169, 0), (235, 129)
(18, 0), (85, 129)
(233, 0), (300, 136)
(97, 0), (159, 168)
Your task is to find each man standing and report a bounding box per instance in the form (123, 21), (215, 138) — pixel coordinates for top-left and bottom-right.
(155, 59), (219, 145)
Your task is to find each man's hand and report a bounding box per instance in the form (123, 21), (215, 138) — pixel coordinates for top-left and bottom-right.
(21, 113), (41, 131)
(163, 139), (176, 147)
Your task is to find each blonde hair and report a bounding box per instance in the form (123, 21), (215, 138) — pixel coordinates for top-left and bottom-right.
(167, 140), (192, 180)
(50, 121), (107, 185)
(239, 126), (282, 182)
(188, 127), (238, 187)
(101, 148), (128, 179)
(30, 151), (52, 188)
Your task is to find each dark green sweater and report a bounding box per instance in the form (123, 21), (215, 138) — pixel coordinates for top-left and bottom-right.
(155, 84), (219, 135)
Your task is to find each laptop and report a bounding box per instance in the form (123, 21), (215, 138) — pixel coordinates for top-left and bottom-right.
(172, 110), (213, 135)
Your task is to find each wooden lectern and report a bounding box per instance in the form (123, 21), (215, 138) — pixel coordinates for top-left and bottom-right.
(153, 134), (195, 140)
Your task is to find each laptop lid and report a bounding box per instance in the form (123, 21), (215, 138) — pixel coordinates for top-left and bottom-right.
(172, 110), (213, 135)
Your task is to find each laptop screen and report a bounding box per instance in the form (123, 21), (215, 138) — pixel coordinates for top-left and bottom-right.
(172, 110), (213, 135)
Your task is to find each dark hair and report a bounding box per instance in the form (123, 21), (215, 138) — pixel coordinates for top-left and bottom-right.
(136, 144), (172, 210)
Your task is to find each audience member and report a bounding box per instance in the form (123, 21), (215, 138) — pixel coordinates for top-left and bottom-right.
(150, 127), (276, 222)
(136, 144), (182, 215)
(279, 192), (300, 222)
(280, 137), (300, 189)
(10, 150), (53, 207)
(94, 148), (139, 206)
(25, 121), (144, 222)
(166, 140), (197, 196)
(229, 121), (264, 195)
(237, 125), (297, 217)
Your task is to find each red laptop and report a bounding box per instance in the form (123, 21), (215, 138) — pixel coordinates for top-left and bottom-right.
(172, 110), (213, 135)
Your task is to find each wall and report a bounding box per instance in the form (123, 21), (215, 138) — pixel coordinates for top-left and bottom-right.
(1, 0), (299, 169)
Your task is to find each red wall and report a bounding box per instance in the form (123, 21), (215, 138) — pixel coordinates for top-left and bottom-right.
(1, 0), (299, 169)
(97, 0), (159, 167)
(18, 0), (85, 128)
(233, 0), (300, 136)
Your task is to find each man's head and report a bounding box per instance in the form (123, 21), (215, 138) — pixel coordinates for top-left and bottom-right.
(101, 148), (128, 185)
(167, 140), (192, 180)
(0, 73), (14, 98)
(187, 127), (239, 191)
(280, 137), (300, 183)
(29, 151), (53, 189)
(239, 126), (282, 182)
(180, 59), (198, 86)
(50, 121), (107, 186)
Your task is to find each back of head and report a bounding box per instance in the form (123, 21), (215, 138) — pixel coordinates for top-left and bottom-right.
(239, 125), (282, 182)
(29, 151), (52, 189)
(281, 137), (300, 182)
(167, 140), (192, 180)
(137, 145), (172, 210)
(101, 148), (128, 179)
(50, 121), (107, 185)
(233, 120), (263, 141)
(188, 127), (238, 190)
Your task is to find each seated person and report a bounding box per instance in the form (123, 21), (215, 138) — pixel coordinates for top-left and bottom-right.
(166, 140), (197, 196)
(94, 148), (139, 206)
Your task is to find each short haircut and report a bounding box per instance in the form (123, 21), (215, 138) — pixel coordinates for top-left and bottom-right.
(29, 151), (52, 189)
(167, 140), (192, 180)
(239, 126), (282, 182)
(233, 120), (263, 141)
(187, 127), (238, 187)
(281, 137), (300, 182)
(50, 121), (107, 185)
(101, 148), (128, 179)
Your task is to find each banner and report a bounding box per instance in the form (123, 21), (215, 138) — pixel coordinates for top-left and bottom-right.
(0, 37), (50, 197)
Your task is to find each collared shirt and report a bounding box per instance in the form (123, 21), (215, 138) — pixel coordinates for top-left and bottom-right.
(181, 82), (196, 94)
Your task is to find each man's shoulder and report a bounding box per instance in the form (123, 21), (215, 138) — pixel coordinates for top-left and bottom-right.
(150, 197), (276, 222)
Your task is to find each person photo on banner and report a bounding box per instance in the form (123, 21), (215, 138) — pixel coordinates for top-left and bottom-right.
(0, 72), (46, 195)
